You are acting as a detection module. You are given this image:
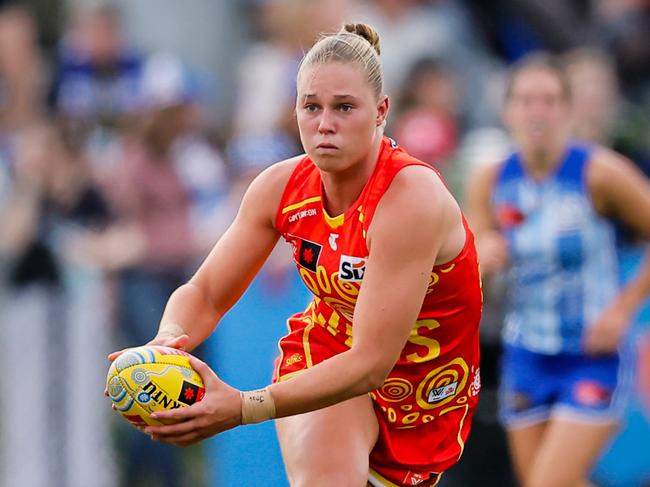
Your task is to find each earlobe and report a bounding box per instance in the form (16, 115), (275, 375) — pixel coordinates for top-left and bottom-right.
(376, 95), (390, 127)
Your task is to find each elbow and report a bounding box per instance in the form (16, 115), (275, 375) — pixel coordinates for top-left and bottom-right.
(356, 357), (392, 393)
(364, 370), (389, 392)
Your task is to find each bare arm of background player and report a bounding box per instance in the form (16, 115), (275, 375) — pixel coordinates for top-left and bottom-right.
(584, 148), (650, 354)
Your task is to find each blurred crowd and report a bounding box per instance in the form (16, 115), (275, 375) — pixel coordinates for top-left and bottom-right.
(0, 1), (648, 486)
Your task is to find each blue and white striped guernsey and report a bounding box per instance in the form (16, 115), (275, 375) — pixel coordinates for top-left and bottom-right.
(492, 144), (620, 354)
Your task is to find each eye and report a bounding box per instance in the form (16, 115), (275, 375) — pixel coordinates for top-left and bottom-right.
(304, 104), (319, 113)
(339, 104), (353, 113)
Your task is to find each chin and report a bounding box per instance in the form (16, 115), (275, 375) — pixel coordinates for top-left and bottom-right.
(310, 153), (348, 173)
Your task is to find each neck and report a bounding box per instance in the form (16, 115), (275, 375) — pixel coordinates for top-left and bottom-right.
(321, 133), (383, 216)
(521, 140), (568, 180)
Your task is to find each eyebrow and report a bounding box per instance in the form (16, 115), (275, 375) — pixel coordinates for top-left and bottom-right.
(303, 94), (358, 100)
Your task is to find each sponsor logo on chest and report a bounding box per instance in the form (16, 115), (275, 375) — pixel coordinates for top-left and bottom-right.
(339, 254), (367, 282)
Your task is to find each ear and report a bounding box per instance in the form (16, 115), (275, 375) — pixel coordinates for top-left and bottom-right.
(376, 95), (390, 127)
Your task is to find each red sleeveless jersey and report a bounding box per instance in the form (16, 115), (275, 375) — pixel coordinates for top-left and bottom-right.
(273, 137), (482, 480)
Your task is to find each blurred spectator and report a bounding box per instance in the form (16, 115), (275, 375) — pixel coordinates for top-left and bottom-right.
(563, 47), (650, 178)
(0, 5), (43, 143)
(596, 0), (650, 104)
(139, 52), (230, 257)
(92, 52), (229, 487)
(50, 2), (144, 182)
(391, 57), (460, 171)
(469, 0), (600, 61)
(229, 0), (350, 162)
(353, 0), (503, 127)
(0, 120), (115, 487)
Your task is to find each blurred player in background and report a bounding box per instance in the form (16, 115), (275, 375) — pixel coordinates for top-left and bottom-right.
(110, 22), (482, 487)
(466, 53), (650, 487)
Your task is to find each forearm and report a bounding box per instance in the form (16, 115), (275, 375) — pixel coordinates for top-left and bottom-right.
(268, 348), (387, 418)
(158, 281), (223, 351)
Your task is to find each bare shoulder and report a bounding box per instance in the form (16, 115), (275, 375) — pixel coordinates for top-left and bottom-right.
(369, 164), (461, 263)
(238, 154), (304, 225)
(587, 146), (638, 189)
(375, 165), (457, 235)
(383, 165), (452, 217)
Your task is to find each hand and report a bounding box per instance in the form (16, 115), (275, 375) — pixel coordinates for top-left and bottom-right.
(477, 230), (509, 275)
(583, 299), (632, 355)
(107, 332), (190, 363)
(144, 356), (242, 447)
(105, 331), (190, 396)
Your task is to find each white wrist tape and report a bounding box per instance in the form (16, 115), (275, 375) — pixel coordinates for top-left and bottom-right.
(240, 388), (276, 424)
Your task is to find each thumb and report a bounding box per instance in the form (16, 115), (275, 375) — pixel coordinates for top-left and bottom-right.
(188, 355), (219, 387)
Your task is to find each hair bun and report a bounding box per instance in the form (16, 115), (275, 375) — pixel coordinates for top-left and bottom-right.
(342, 22), (381, 55)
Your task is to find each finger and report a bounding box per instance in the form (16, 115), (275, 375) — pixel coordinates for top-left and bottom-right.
(145, 418), (199, 437)
(107, 349), (126, 362)
(188, 356), (218, 387)
(154, 430), (202, 446)
(151, 404), (201, 423)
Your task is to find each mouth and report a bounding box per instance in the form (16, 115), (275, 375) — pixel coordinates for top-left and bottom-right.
(316, 143), (339, 150)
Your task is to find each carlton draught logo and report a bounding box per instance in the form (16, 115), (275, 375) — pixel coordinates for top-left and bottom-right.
(339, 255), (367, 282)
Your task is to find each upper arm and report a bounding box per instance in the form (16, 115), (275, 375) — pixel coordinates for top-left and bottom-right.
(351, 167), (451, 374)
(588, 149), (650, 239)
(189, 158), (299, 313)
(464, 162), (501, 235)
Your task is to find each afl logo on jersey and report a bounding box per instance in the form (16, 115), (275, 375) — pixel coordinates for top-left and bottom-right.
(339, 255), (367, 282)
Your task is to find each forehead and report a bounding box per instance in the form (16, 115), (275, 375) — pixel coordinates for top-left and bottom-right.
(510, 67), (565, 97)
(297, 61), (370, 97)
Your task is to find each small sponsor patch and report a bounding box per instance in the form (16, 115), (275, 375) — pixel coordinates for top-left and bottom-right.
(427, 381), (458, 403)
(574, 381), (611, 406)
(497, 204), (525, 229)
(293, 238), (322, 272)
(288, 207), (318, 223)
(470, 368), (481, 397)
(402, 471), (437, 485)
(285, 353), (303, 367)
(137, 392), (151, 404)
(177, 381), (205, 405)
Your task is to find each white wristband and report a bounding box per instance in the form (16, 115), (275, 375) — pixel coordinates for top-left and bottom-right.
(240, 388), (276, 425)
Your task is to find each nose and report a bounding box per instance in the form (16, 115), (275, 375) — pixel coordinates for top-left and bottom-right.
(317, 108), (335, 134)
